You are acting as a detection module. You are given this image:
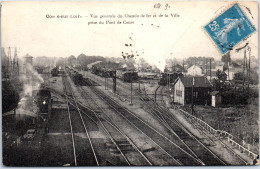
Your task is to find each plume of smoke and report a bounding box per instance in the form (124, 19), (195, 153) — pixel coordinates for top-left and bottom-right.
(19, 64), (43, 97)
(16, 97), (38, 118)
(15, 63), (43, 117)
(122, 28), (167, 72)
(135, 57), (166, 72)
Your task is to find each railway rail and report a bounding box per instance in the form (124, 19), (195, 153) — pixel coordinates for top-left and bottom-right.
(62, 75), (99, 166)
(149, 85), (248, 165)
(78, 83), (153, 165)
(86, 73), (248, 165)
(63, 74), (180, 165)
(138, 86), (227, 165)
(81, 73), (222, 165)
(81, 79), (205, 166)
(53, 70), (249, 165)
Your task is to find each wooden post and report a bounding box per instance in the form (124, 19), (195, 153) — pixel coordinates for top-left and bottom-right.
(210, 59), (212, 82)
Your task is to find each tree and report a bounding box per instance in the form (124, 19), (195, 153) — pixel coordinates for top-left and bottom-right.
(77, 54), (106, 70)
(68, 55), (77, 66)
(233, 71), (259, 85)
(233, 72), (243, 82)
(56, 57), (66, 66)
(212, 70), (229, 91)
(216, 69), (227, 83)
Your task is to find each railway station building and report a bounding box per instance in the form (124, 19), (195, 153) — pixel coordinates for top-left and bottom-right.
(172, 76), (213, 105)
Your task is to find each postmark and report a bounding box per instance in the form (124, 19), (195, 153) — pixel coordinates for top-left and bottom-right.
(204, 3), (256, 54)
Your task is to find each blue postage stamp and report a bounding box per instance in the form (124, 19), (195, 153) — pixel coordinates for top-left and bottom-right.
(204, 3), (256, 54)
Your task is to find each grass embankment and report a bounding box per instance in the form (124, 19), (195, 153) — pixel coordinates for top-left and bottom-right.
(182, 97), (259, 154)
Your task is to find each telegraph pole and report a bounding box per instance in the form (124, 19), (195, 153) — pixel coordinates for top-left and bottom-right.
(210, 59), (212, 82)
(205, 59), (207, 77)
(243, 49), (246, 93)
(113, 70), (116, 93)
(248, 47), (251, 89)
(130, 73), (133, 105)
(105, 77), (107, 90)
(236, 43), (249, 93)
(168, 73), (171, 88)
(139, 79), (141, 92)
(227, 62), (230, 80)
(191, 77), (195, 116)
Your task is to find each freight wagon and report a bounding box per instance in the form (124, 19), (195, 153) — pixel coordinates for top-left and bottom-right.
(116, 70), (138, 82)
(65, 66), (84, 85)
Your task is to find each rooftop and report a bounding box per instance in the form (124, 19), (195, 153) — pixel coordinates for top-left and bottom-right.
(178, 76), (212, 88)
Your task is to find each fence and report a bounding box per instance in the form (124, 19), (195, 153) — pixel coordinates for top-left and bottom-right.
(179, 109), (258, 160)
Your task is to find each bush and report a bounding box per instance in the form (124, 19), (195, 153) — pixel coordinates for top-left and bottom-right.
(221, 88), (258, 105)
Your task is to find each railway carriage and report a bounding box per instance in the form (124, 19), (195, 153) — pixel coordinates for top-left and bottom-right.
(91, 65), (138, 82)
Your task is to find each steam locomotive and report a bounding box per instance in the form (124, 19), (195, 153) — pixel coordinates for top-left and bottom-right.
(33, 88), (52, 125)
(116, 70), (138, 82)
(158, 72), (183, 85)
(51, 66), (65, 77)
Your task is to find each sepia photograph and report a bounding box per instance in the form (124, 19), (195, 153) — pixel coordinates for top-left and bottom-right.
(1, 1), (259, 166)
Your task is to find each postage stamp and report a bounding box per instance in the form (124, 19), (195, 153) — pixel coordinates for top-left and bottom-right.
(204, 3), (256, 54)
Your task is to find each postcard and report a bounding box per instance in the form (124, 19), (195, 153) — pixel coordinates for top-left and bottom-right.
(1, 1), (259, 166)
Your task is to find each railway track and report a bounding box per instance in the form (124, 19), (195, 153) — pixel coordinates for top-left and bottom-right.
(82, 74), (221, 165)
(157, 86), (248, 165)
(62, 76), (99, 166)
(144, 85), (248, 165)
(52, 78), (248, 166)
(64, 74), (181, 165)
(82, 79), (206, 166)
(137, 86), (226, 165)
(78, 84), (153, 166)
(86, 74), (247, 165)
(62, 70), (249, 165)
(83, 74), (246, 165)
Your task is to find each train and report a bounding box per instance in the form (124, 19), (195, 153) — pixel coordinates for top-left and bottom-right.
(51, 66), (65, 77)
(65, 66), (84, 85)
(33, 88), (52, 124)
(138, 72), (159, 80)
(158, 72), (183, 85)
(66, 65), (138, 83)
(116, 70), (138, 82)
(51, 67), (58, 76)
(91, 66), (111, 77)
(72, 72), (83, 85)
(91, 65), (138, 82)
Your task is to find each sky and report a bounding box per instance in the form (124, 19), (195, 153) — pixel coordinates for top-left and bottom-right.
(1, 1), (258, 70)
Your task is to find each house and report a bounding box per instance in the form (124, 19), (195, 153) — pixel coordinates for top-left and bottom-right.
(186, 65), (203, 76)
(173, 76), (213, 105)
(205, 70), (218, 81)
(224, 67), (243, 80)
(215, 64), (226, 72)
